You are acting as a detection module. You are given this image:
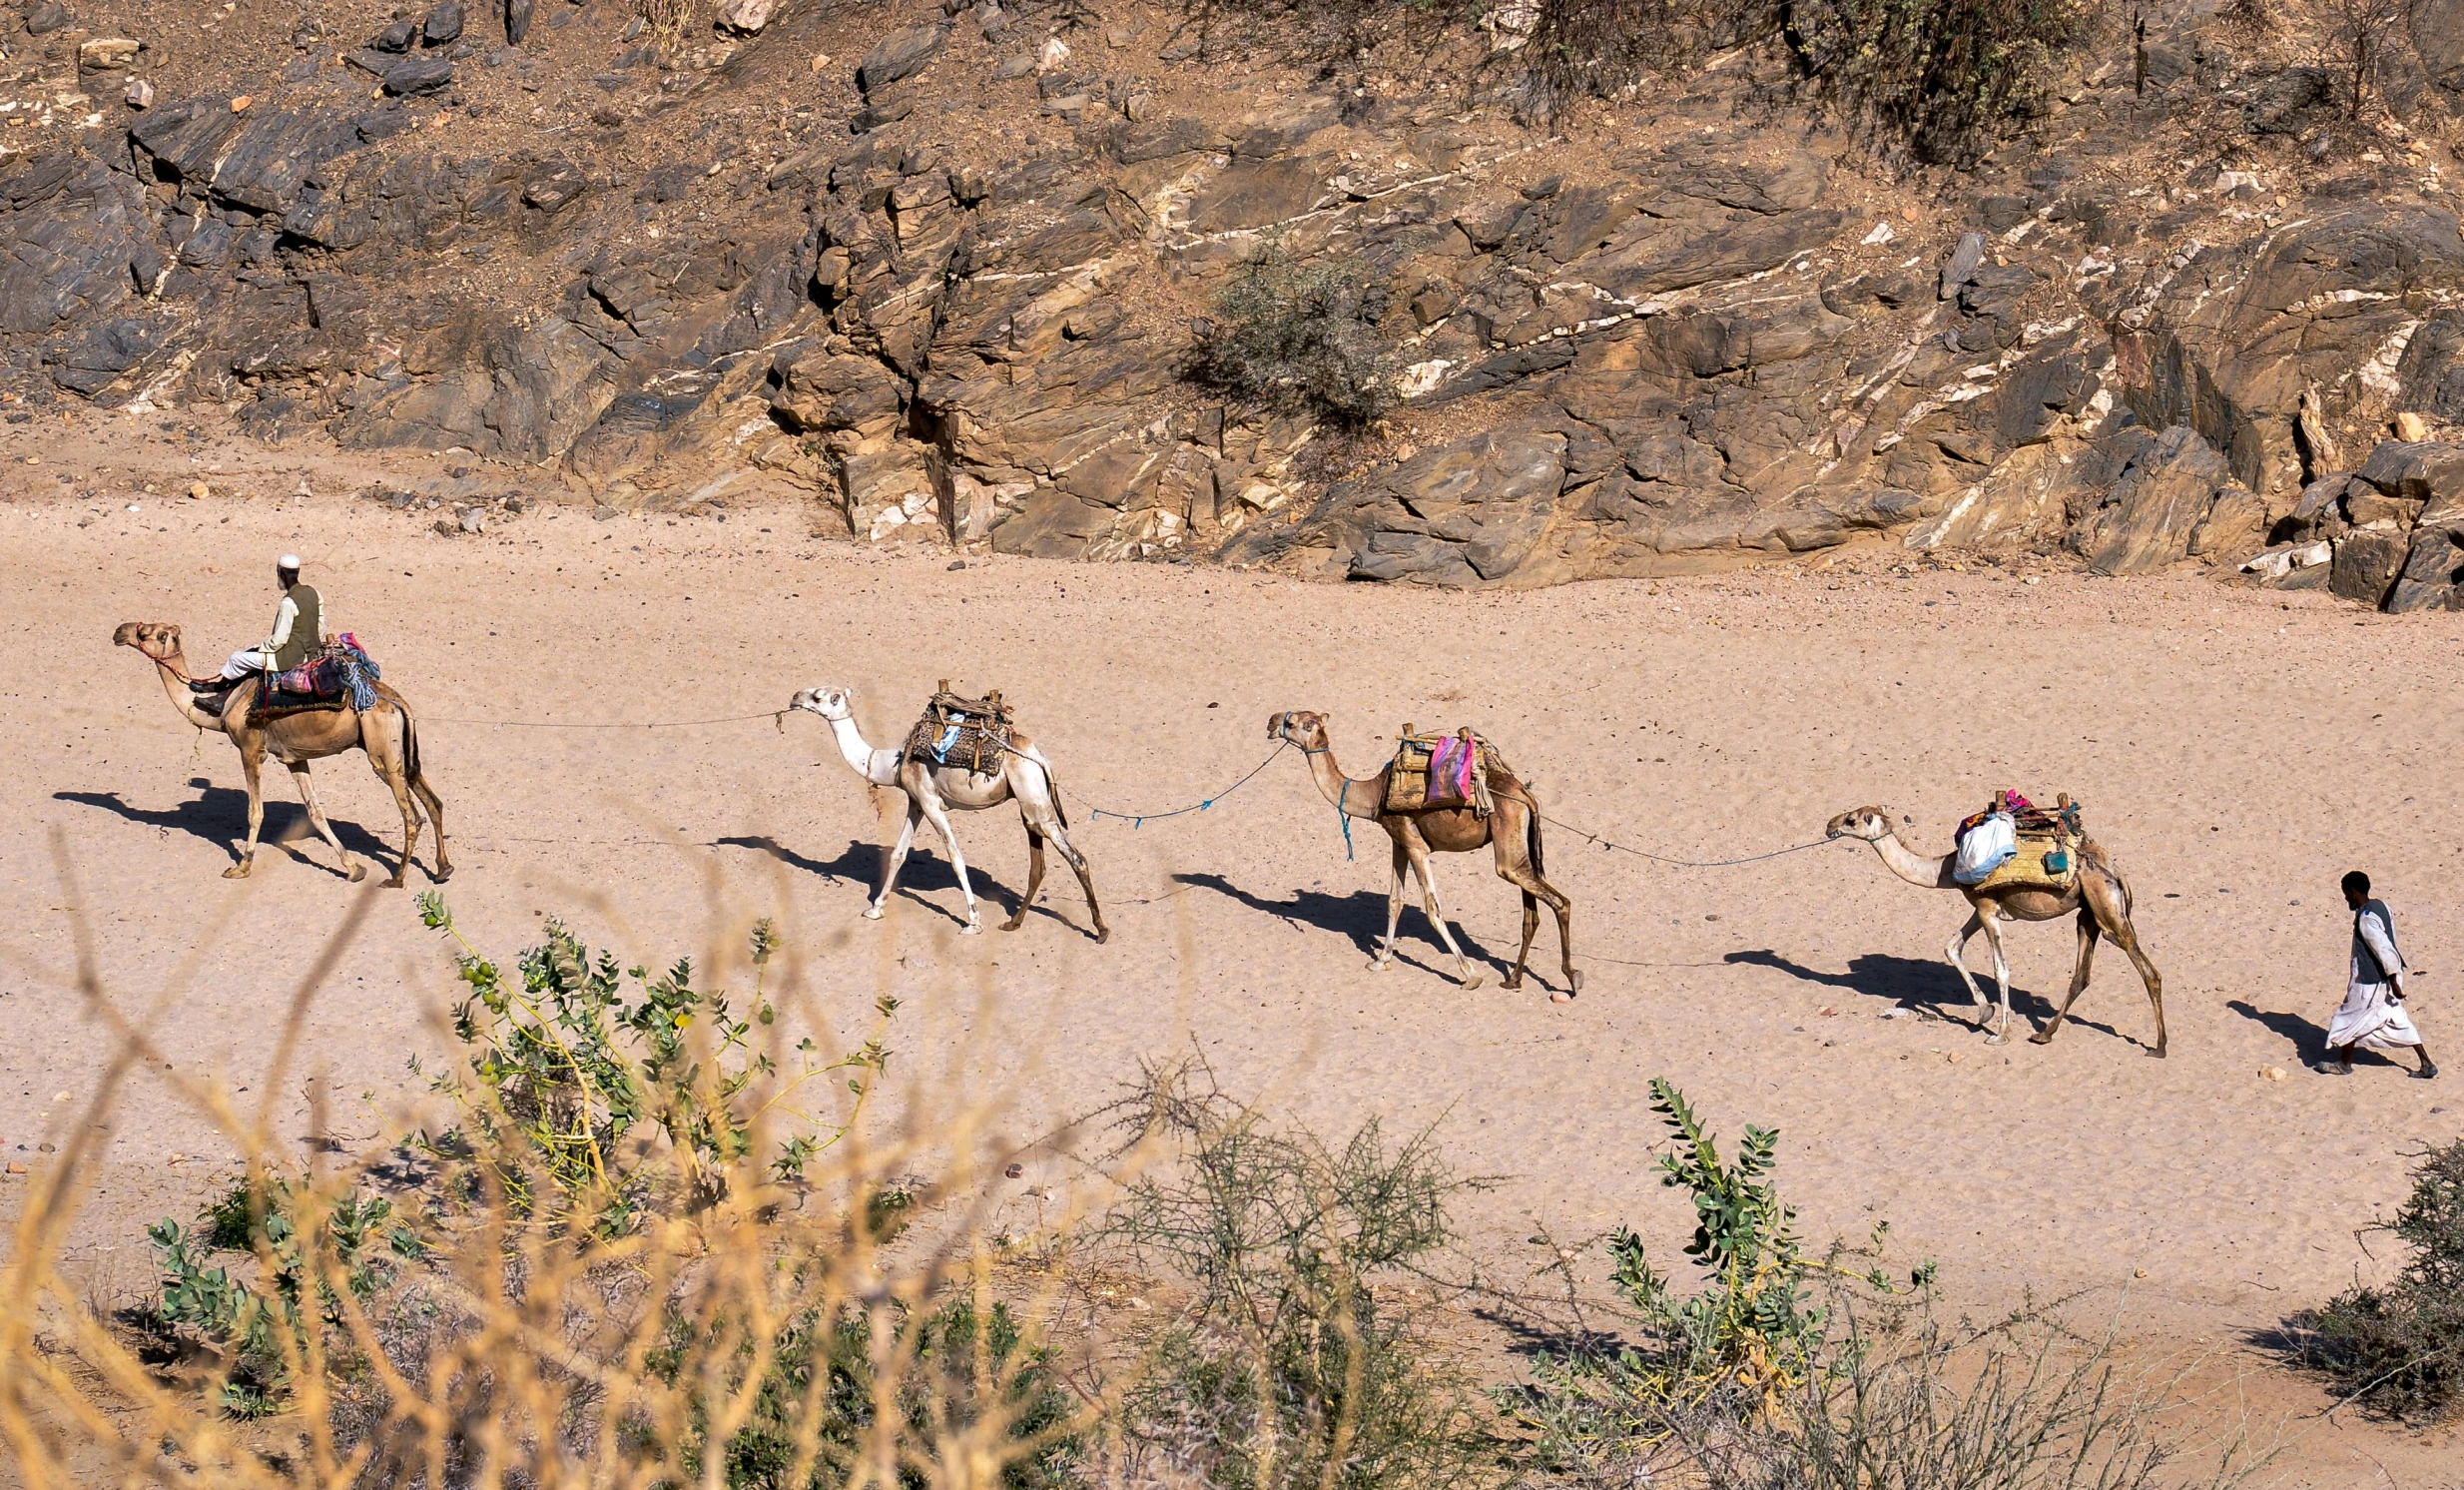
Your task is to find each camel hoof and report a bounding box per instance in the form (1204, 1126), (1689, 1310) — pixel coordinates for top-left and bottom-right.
(380, 875), (407, 890)
(2148, 1046), (2167, 1060)
(430, 864), (454, 884)
(1984, 1030), (2006, 1046)
(1366, 958), (1390, 973)
(1568, 969), (1585, 994)
(223, 862), (253, 880)
(960, 921), (982, 936)
(1092, 926), (1111, 945)
(1503, 977), (1524, 992)
(2028, 1030), (2056, 1046)
(346, 863), (367, 884)
(862, 906), (885, 921)
(999, 918), (1025, 933)
(1460, 975), (1485, 991)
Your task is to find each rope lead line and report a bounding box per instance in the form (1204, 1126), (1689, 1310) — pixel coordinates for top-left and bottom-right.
(1540, 814), (1835, 869)
(1056, 744), (1291, 829)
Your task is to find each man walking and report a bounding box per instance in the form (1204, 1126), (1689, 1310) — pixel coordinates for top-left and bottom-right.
(2319, 871), (2436, 1079)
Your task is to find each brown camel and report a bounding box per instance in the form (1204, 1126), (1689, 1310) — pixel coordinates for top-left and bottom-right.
(114, 622), (450, 887)
(1269, 711), (1577, 999)
(1824, 804), (2163, 1056)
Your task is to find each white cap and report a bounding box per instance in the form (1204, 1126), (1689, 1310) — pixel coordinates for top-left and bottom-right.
(278, 553), (302, 570)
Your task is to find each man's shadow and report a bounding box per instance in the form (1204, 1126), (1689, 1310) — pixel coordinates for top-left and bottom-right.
(1173, 872), (1512, 983)
(2226, 1001), (2352, 1066)
(720, 833), (1039, 933)
(56, 780), (389, 871)
(1725, 948), (2125, 1042)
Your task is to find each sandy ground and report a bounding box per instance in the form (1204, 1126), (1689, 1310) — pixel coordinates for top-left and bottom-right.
(2, 426), (2461, 1483)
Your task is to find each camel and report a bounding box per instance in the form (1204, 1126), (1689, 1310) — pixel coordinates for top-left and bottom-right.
(788, 685), (1106, 942)
(113, 622), (449, 887)
(1269, 711), (1577, 999)
(1823, 804), (2163, 1056)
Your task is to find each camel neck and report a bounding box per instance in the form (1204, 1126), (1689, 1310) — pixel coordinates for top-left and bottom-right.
(1873, 830), (1953, 889)
(1301, 746), (1379, 819)
(826, 714), (898, 787)
(151, 651), (226, 733)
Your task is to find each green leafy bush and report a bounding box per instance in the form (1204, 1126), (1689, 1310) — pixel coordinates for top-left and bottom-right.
(145, 1177), (419, 1415)
(1188, 245), (1396, 428)
(2291, 1136), (2464, 1421)
(413, 895), (886, 1226)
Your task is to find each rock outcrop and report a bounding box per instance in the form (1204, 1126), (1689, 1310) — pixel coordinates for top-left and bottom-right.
(2, 0), (2462, 608)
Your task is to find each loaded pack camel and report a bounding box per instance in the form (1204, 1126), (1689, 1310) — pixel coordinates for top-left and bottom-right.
(1269, 711), (1577, 999)
(113, 622), (449, 887)
(789, 685), (1106, 942)
(1824, 804), (2163, 1056)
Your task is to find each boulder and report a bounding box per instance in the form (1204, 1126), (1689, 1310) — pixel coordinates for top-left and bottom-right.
(717, 0), (775, 33)
(371, 19), (418, 52)
(2077, 424), (2243, 575)
(24, 2), (70, 36)
(858, 26), (943, 96)
(423, 1), (465, 45)
(383, 55), (456, 95)
(505, 0), (534, 43)
(2354, 438), (2464, 508)
(77, 38), (140, 71)
(2329, 528), (2409, 606)
(1309, 428), (1570, 587)
(2387, 527), (2464, 611)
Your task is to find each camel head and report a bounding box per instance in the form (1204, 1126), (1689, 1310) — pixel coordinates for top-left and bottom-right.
(789, 685), (856, 723)
(1267, 710), (1330, 751)
(115, 621), (185, 665)
(1825, 806), (1902, 844)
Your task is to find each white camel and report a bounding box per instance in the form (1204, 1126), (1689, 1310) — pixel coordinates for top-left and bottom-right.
(788, 685), (1107, 941)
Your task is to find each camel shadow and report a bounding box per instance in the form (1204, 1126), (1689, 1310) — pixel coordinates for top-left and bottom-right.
(1723, 948), (2126, 1043)
(723, 834), (1032, 931)
(1171, 872), (1505, 982)
(55, 781), (390, 874)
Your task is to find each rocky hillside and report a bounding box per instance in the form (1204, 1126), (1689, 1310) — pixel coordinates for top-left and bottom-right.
(4, 0), (2463, 606)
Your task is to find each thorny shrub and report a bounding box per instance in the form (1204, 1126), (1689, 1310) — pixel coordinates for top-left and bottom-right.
(1188, 243), (1398, 429)
(1081, 1057), (1500, 1490)
(2289, 1135), (2464, 1421)
(1507, 1080), (2261, 1490)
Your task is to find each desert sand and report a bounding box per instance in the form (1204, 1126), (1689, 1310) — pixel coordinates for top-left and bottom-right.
(2, 433), (2460, 1483)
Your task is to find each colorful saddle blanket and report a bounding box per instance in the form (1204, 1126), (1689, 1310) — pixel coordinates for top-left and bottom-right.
(247, 636), (381, 724)
(903, 683), (1013, 775)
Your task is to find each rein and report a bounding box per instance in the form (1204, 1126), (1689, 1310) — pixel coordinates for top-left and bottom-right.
(1295, 741), (1357, 862)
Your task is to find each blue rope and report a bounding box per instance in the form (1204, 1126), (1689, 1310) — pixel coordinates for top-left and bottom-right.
(1335, 776), (1356, 862)
(1067, 744), (1290, 828)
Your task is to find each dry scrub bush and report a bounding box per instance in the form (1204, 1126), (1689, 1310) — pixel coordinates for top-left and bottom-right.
(1505, 1080), (2265, 1490)
(1077, 1059), (1497, 1490)
(636, 0), (700, 61)
(2288, 1136), (2464, 1422)
(1187, 243), (1396, 429)
(0, 889), (1094, 1489)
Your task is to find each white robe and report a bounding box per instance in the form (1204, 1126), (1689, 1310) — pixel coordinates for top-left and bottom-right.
(2328, 908), (2422, 1053)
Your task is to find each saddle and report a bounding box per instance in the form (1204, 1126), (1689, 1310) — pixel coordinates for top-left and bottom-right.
(1383, 724), (1514, 817)
(237, 636), (382, 726)
(1973, 795), (2087, 894)
(903, 680), (1014, 775)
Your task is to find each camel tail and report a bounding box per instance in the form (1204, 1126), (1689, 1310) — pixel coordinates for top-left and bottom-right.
(397, 697), (424, 785)
(1525, 795), (1545, 878)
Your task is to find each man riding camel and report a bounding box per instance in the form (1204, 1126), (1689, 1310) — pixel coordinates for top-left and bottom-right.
(205, 554), (323, 700)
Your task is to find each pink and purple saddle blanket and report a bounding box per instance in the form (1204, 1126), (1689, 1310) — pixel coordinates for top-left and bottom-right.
(1427, 733), (1479, 805)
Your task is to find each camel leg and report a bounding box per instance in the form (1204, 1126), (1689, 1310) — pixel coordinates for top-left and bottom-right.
(287, 764), (365, 884)
(1976, 911), (2015, 1044)
(1404, 838), (1482, 991)
(2108, 921), (2166, 1059)
(2032, 910), (2102, 1048)
(869, 799), (923, 921)
(1493, 827), (1575, 995)
(1944, 908), (1993, 1009)
(1002, 824), (1046, 933)
(1054, 834), (1107, 945)
(1370, 840), (1410, 972)
(359, 722), (421, 887)
(915, 794), (981, 934)
(410, 772), (450, 883)
(225, 743), (268, 879)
